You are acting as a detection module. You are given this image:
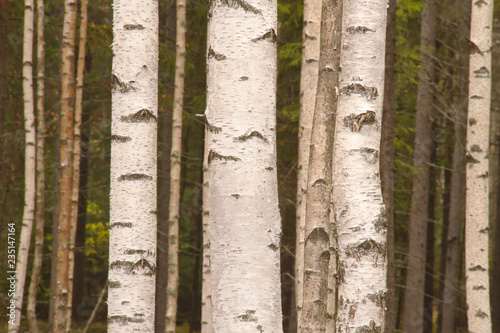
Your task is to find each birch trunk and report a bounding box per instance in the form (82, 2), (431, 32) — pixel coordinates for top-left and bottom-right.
(201, 127), (212, 332)
(206, 0), (283, 330)
(26, 0), (45, 330)
(108, 0), (158, 331)
(296, 0), (321, 327)
(465, 0), (494, 331)
(67, 0), (88, 328)
(165, 0), (186, 330)
(52, 0), (77, 331)
(332, 1), (388, 331)
(381, 0), (397, 332)
(403, 1), (437, 331)
(8, 0), (35, 331)
(300, 0), (341, 330)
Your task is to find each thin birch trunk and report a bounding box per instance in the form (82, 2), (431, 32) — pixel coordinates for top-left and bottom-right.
(201, 127), (212, 332)
(108, 0), (158, 331)
(67, 0), (88, 329)
(296, 0), (321, 327)
(206, 0), (283, 330)
(403, 1), (437, 331)
(465, 0), (494, 331)
(165, 0), (186, 330)
(332, 0), (388, 331)
(381, 0), (396, 332)
(8, 0), (35, 331)
(300, 0), (341, 330)
(26, 0), (45, 331)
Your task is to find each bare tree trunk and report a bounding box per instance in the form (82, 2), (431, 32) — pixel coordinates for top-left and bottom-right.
(300, 0), (341, 331)
(165, 0), (186, 330)
(403, 1), (437, 331)
(67, 0), (88, 329)
(332, 1), (388, 331)
(26, 0), (45, 331)
(8, 0), (35, 331)
(465, 0), (494, 331)
(381, 1), (396, 332)
(201, 127), (212, 333)
(424, 142), (436, 333)
(108, 0), (159, 331)
(295, 0), (321, 327)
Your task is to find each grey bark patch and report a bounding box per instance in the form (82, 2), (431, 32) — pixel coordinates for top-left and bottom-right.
(366, 290), (386, 308)
(340, 83), (378, 101)
(217, 0), (261, 14)
(240, 76), (249, 81)
(471, 95), (484, 99)
(356, 321), (382, 333)
(236, 130), (268, 143)
(208, 150), (241, 164)
(111, 134), (132, 142)
(121, 108), (157, 123)
(473, 66), (490, 78)
(111, 74), (137, 93)
(346, 26), (375, 34)
(305, 227), (329, 246)
(235, 310), (258, 322)
(108, 315), (145, 324)
(345, 239), (385, 260)
(374, 213), (388, 234)
(131, 258), (156, 276)
(476, 309), (488, 318)
(466, 153), (480, 164)
(110, 260), (135, 271)
(469, 118), (477, 126)
(352, 147), (379, 164)
(118, 173), (153, 181)
(268, 243), (279, 251)
(473, 285), (486, 290)
(110, 222), (133, 228)
(123, 24), (145, 30)
(231, 194), (240, 199)
(108, 281), (121, 288)
(343, 111), (377, 131)
(468, 265), (486, 271)
(124, 249), (147, 255)
(251, 28), (277, 43)
(265, 167), (274, 171)
(208, 46), (227, 61)
(470, 144), (483, 152)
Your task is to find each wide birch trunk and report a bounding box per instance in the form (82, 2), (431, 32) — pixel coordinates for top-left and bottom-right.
(8, 0), (35, 331)
(332, 1), (388, 331)
(206, 0), (283, 330)
(108, 0), (158, 331)
(465, 0), (494, 331)
(165, 0), (186, 330)
(295, 0), (321, 327)
(26, 0), (45, 331)
(300, 0), (341, 331)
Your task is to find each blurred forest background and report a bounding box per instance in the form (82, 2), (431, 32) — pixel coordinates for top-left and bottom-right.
(1, 0), (500, 332)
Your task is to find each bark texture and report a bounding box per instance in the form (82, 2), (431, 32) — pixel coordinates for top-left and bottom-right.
(465, 0), (494, 331)
(9, 0), (35, 331)
(403, 1), (437, 331)
(332, 1), (388, 331)
(108, 0), (158, 331)
(27, 0), (45, 330)
(165, 0), (186, 329)
(201, 128), (212, 333)
(300, 0), (341, 331)
(381, 1), (396, 332)
(295, 0), (321, 326)
(206, 0), (283, 330)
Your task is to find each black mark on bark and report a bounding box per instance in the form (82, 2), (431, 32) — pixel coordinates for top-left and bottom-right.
(231, 194), (240, 199)
(199, 114), (222, 133)
(108, 315), (145, 324)
(374, 212), (388, 234)
(346, 26), (375, 34)
(476, 310), (488, 318)
(306, 58), (318, 64)
(305, 227), (329, 246)
(121, 108), (157, 123)
(110, 222), (133, 228)
(343, 111), (377, 131)
(251, 28), (277, 43)
(208, 150), (241, 164)
(471, 95), (484, 99)
(265, 167), (274, 171)
(208, 46), (227, 61)
(236, 131), (268, 143)
(118, 173), (153, 181)
(235, 310), (258, 322)
(353, 147), (379, 164)
(312, 178), (328, 187)
(111, 135), (132, 142)
(469, 265), (486, 271)
(466, 153), (480, 165)
(470, 144), (483, 153)
(473, 66), (490, 78)
(356, 321), (382, 333)
(131, 258), (156, 276)
(474, 0), (487, 7)
(340, 83), (378, 101)
(108, 281), (121, 288)
(345, 239), (386, 260)
(111, 74), (137, 93)
(473, 285), (486, 290)
(367, 290), (386, 308)
(268, 243), (279, 251)
(240, 76), (249, 81)
(305, 33), (317, 40)
(479, 227), (490, 233)
(218, 0), (261, 14)
(124, 24), (145, 30)
(124, 249), (147, 255)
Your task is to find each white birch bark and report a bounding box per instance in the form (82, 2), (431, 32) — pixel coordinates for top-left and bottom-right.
(332, 1), (388, 331)
(465, 0), (493, 331)
(206, 0), (283, 330)
(8, 0), (35, 331)
(165, 0), (186, 329)
(108, 0), (158, 331)
(26, 0), (45, 330)
(67, 0), (88, 328)
(201, 127), (212, 333)
(296, 0), (321, 327)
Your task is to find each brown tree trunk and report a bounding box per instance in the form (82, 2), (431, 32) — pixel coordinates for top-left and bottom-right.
(381, 0), (396, 331)
(403, 0), (437, 331)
